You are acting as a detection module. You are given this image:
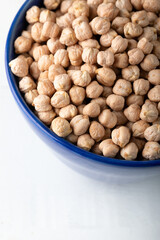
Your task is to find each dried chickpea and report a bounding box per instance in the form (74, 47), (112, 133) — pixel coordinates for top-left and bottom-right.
(31, 22), (47, 43)
(148, 85), (160, 102)
(67, 45), (82, 66)
(44, 0), (61, 10)
(133, 79), (150, 96)
(89, 121), (105, 142)
(97, 3), (119, 21)
(142, 142), (160, 160)
(99, 139), (119, 157)
(56, 13), (75, 28)
(140, 54), (159, 72)
(60, 0), (73, 14)
(66, 133), (78, 144)
(60, 27), (77, 46)
(39, 9), (56, 23)
(112, 17), (130, 34)
(128, 48), (144, 65)
(81, 64), (97, 79)
(14, 36), (32, 54)
(69, 86), (85, 105)
(51, 117), (72, 137)
(137, 38), (153, 54)
(96, 67), (116, 87)
(113, 111), (128, 125)
(21, 30), (33, 41)
(59, 104), (78, 120)
(144, 124), (160, 142)
(112, 126), (130, 148)
(124, 22), (143, 39)
(38, 54), (54, 71)
(68, 0), (89, 17)
(33, 94), (52, 112)
(140, 100), (159, 123)
(72, 16), (89, 28)
(120, 142), (138, 160)
(99, 109), (117, 128)
(42, 21), (60, 39)
(102, 86), (113, 98)
(147, 12), (158, 25)
(54, 49), (70, 68)
(68, 70), (91, 87)
(79, 39), (100, 49)
(116, 0), (132, 11)
(51, 91), (70, 108)
(132, 120), (150, 138)
(124, 104), (141, 122)
(19, 76), (36, 93)
(9, 56), (29, 78)
(113, 79), (132, 97)
(111, 36), (128, 53)
(126, 94), (144, 106)
(142, 0), (160, 13)
(48, 64), (66, 82)
(127, 39), (137, 50)
(152, 40), (160, 59)
(83, 102), (101, 118)
(100, 29), (118, 47)
(78, 104), (85, 114)
(74, 22), (93, 42)
(77, 134), (95, 150)
(30, 62), (40, 80)
(82, 47), (99, 64)
(38, 71), (49, 82)
(113, 52), (129, 69)
(47, 38), (65, 54)
(68, 66), (81, 70)
(126, 121), (134, 131)
(131, 0), (143, 10)
(91, 97), (107, 111)
(70, 115), (90, 136)
(92, 143), (102, 155)
(37, 110), (56, 125)
(86, 81), (103, 99)
(131, 10), (149, 27)
(153, 117), (160, 125)
(33, 45), (49, 61)
(106, 94), (125, 111)
(154, 18), (160, 34)
(97, 50), (114, 67)
(90, 17), (110, 35)
(139, 27), (157, 41)
(37, 80), (55, 97)
(54, 74), (71, 91)
(131, 137), (146, 152)
(119, 9), (130, 18)
(122, 65), (140, 81)
(148, 70), (160, 85)
(24, 89), (39, 105)
(26, 6), (40, 24)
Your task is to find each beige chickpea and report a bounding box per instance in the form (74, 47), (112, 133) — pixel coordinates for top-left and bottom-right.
(14, 36), (32, 54)
(116, 0), (132, 11)
(59, 27), (77, 47)
(100, 29), (118, 47)
(37, 110), (56, 125)
(44, 0), (61, 10)
(26, 6), (40, 24)
(38, 54), (54, 72)
(124, 22), (143, 39)
(128, 48), (144, 65)
(102, 86), (112, 98)
(140, 54), (159, 72)
(154, 18), (160, 34)
(124, 104), (141, 122)
(142, 142), (160, 160)
(59, 104), (78, 120)
(37, 80), (55, 97)
(148, 70), (160, 85)
(9, 56), (29, 78)
(120, 142), (138, 160)
(119, 9), (130, 18)
(132, 120), (150, 138)
(147, 12), (158, 25)
(133, 79), (150, 96)
(142, 0), (160, 13)
(148, 85), (160, 102)
(131, 10), (149, 27)
(55, 10), (63, 18)
(122, 65), (140, 82)
(69, 86), (85, 106)
(87, 0), (103, 5)
(38, 71), (49, 82)
(113, 111), (128, 125)
(66, 133), (78, 144)
(24, 89), (39, 105)
(92, 143), (102, 155)
(96, 67), (116, 87)
(39, 9), (56, 23)
(68, 70), (91, 87)
(51, 117), (72, 137)
(81, 64), (97, 79)
(89, 121), (105, 142)
(82, 47), (99, 65)
(56, 13), (75, 28)
(75, 22), (93, 42)
(86, 81), (103, 99)
(30, 62), (40, 80)
(112, 17), (130, 35)
(54, 74), (71, 91)
(47, 38), (65, 54)
(19, 76), (36, 93)
(137, 38), (153, 54)
(111, 36), (128, 54)
(68, 66), (81, 70)
(54, 108), (60, 115)
(153, 117), (160, 125)
(114, 52), (129, 69)
(131, 0), (143, 10)
(90, 17), (110, 35)
(140, 100), (159, 123)
(112, 126), (130, 148)
(91, 97), (107, 111)
(54, 49), (70, 68)
(31, 23), (47, 43)
(144, 124), (160, 142)
(126, 94), (144, 106)
(21, 30), (33, 42)
(42, 21), (60, 39)
(97, 50), (114, 67)
(51, 91), (70, 108)
(139, 27), (157, 41)
(152, 40), (160, 59)
(78, 104), (85, 114)
(33, 45), (49, 61)
(89, 4), (99, 20)
(33, 94), (52, 112)
(99, 109), (117, 128)
(127, 39), (137, 50)
(158, 102), (160, 113)
(113, 79), (132, 97)
(77, 134), (95, 151)
(70, 115), (90, 136)
(67, 45), (82, 66)
(99, 139), (119, 157)
(131, 137), (146, 152)
(97, 3), (119, 21)
(60, 0), (73, 13)
(106, 94), (125, 111)
(83, 102), (101, 118)
(48, 64), (66, 82)
(72, 16), (89, 29)
(68, 0), (89, 17)
(102, 128), (111, 140)
(126, 121), (134, 131)
(79, 39), (100, 49)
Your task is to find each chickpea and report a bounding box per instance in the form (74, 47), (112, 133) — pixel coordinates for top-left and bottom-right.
(37, 80), (55, 97)
(51, 117), (72, 137)
(100, 29), (118, 47)
(18, 76), (36, 93)
(90, 17), (110, 35)
(14, 36), (32, 54)
(67, 45), (82, 66)
(21, 30), (33, 41)
(127, 39), (137, 50)
(148, 69), (160, 85)
(137, 38), (153, 54)
(102, 86), (113, 98)
(112, 126), (130, 148)
(70, 115), (90, 136)
(122, 65), (140, 81)
(120, 142), (138, 160)
(72, 16), (89, 28)
(33, 94), (52, 112)
(59, 27), (77, 47)
(66, 133), (78, 144)
(131, 137), (146, 152)
(48, 64), (66, 82)
(128, 48), (144, 65)
(54, 49), (69, 68)
(131, 0), (143, 10)
(47, 38), (65, 54)
(152, 40), (160, 59)
(86, 81), (103, 99)
(33, 45), (49, 61)
(60, 0), (73, 14)
(99, 109), (117, 128)
(30, 62), (40, 80)
(77, 134), (95, 151)
(42, 21), (60, 39)
(83, 102), (101, 118)
(114, 52), (129, 69)
(124, 104), (141, 122)
(68, 66), (81, 70)
(111, 36), (128, 54)
(99, 139), (119, 157)
(59, 104), (78, 120)
(124, 22), (143, 39)
(78, 104), (86, 114)
(91, 97), (107, 111)
(133, 79), (150, 96)
(38, 71), (49, 82)
(140, 54), (159, 72)
(116, 0), (132, 11)
(24, 89), (39, 105)
(74, 22), (93, 41)
(148, 85), (160, 102)
(142, 142), (160, 160)
(68, 0), (89, 17)
(119, 9), (130, 18)
(69, 86), (85, 105)
(29, 42), (41, 57)
(113, 79), (132, 97)
(89, 121), (105, 142)
(9, 56), (29, 78)
(131, 10), (149, 27)
(139, 27), (157, 41)
(154, 18), (160, 34)
(113, 111), (128, 125)
(142, 0), (160, 13)
(44, 0), (61, 10)
(68, 70), (91, 87)
(55, 108), (60, 115)
(81, 64), (97, 79)
(38, 54), (54, 72)
(132, 120), (150, 138)
(37, 110), (56, 125)
(147, 12), (158, 25)
(158, 102), (160, 113)
(126, 121), (134, 131)
(51, 91), (70, 108)
(97, 3), (119, 21)
(26, 6), (40, 24)
(144, 124), (160, 142)
(97, 50), (114, 67)
(112, 17), (130, 34)
(96, 67), (116, 87)
(56, 13), (75, 28)
(140, 100), (158, 123)
(54, 74), (71, 91)
(106, 94), (125, 111)
(39, 9), (56, 23)
(126, 94), (144, 106)
(31, 22), (47, 43)
(82, 47), (99, 65)
(79, 39), (100, 49)
(92, 143), (102, 155)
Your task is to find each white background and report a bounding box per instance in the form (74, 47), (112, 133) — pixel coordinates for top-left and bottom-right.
(0, 1), (160, 239)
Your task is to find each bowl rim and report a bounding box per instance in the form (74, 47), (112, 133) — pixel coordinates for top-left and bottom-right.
(5, 0), (160, 168)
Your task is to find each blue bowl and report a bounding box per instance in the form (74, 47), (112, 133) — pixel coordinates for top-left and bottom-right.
(5, 0), (160, 179)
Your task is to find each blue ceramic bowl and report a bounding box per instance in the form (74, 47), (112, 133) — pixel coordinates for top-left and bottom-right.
(5, 0), (160, 177)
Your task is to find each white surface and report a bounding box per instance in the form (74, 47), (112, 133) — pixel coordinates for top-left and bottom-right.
(0, 1), (160, 240)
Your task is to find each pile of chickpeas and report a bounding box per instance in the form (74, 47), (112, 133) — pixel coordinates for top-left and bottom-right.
(9, 0), (160, 161)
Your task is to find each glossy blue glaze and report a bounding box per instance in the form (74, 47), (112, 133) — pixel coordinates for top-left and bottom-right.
(5, 0), (160, 175)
